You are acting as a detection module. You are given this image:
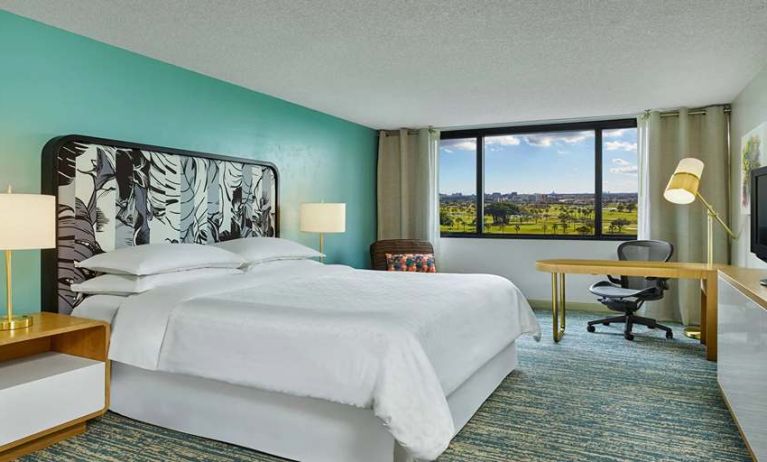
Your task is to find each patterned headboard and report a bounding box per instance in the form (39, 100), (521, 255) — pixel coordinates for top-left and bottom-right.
(41, 135), (278, 314)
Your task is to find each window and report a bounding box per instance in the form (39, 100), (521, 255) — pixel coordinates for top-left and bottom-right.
(439, 138), (477, 233)
(439, 120), (638, 239)
(602, 128), (639, 236)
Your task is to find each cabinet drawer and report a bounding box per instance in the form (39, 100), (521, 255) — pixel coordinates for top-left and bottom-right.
(0, 352), (105, 446)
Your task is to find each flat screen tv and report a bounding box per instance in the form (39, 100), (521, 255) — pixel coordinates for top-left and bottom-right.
(750, 165), (767, 262)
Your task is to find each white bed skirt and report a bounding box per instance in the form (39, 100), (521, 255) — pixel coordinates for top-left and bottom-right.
(110, 341), (518, 462)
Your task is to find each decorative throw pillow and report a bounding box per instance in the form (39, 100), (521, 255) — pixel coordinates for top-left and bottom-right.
(385, 253), (437, 273)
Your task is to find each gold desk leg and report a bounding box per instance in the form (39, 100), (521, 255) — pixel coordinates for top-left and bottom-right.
(551, 273), (566, 342)
(559, 273), (566, 333)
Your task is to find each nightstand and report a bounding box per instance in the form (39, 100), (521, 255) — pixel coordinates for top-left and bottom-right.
(0, 313), (110, 462)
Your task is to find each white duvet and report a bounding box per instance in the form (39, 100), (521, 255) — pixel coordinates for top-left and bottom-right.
(109, 260), (540, 460)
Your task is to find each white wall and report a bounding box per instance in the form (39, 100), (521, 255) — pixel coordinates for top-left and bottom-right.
(730, 62), (767, 268)
(439, 237), (625, 304)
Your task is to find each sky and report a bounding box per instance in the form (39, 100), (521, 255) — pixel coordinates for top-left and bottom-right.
(439, 128), (638, 195)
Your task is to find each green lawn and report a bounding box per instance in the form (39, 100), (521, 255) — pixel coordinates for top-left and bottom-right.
(440, 202), (637, 236)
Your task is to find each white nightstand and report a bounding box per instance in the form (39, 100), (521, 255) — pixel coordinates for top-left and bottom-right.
(0, 313), (110, 461)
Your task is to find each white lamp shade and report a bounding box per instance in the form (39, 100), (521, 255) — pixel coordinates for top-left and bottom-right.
(664, 158), (704, 205)
(672, 157), (704, 178)
(300, 203), (346, 233)
(0, 193), (56, 250)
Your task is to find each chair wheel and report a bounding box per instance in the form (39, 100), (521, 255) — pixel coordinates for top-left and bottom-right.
(624, 333), (634, 341)
(587, 325), (595, 333)
(601, 322), (609, 326)
(666, 331), (673, 339)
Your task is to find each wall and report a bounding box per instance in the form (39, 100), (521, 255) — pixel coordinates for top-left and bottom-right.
(0, 11), (378, 314)
(730, 62), (767, 268)
(439, 238), (623, 310)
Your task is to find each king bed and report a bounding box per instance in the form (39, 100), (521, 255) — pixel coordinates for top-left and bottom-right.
(41, 135), (540, 462)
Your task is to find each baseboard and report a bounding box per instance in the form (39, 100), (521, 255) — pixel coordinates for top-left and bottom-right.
(528, 299), (612, 313)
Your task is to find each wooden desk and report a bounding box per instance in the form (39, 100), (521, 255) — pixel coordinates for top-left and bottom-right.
(535, 259), (720, 361)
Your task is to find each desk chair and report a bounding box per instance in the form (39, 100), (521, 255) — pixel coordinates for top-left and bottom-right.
(587, 240), (674, 340)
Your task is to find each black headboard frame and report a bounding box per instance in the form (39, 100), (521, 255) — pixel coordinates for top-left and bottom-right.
(41, 135), (279, 314)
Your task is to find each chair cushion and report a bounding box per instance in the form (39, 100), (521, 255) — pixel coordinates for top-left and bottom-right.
(386, 253), (437, 272)
(589, 282), (647, 298)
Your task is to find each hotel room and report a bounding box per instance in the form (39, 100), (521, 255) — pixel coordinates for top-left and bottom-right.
(0, 2), (765, 461)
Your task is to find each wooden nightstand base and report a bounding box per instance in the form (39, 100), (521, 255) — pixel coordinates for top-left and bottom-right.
(0, 313), (110, 461)
(0, 421), (86, 462)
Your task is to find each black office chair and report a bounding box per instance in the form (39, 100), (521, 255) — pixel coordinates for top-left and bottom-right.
(587, 240), (674, 341)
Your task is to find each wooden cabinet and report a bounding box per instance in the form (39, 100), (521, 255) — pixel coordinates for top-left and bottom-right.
(0, 313), (110, 462)
(718, 268), (767, 461)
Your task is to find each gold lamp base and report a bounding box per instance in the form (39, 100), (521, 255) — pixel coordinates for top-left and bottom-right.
(683, 326), (701, 340)
(0, 315), (33, 331)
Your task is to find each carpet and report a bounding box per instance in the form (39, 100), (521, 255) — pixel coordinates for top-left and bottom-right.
(22, 310), (749, 462)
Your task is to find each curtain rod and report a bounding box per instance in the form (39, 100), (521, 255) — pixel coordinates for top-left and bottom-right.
(383, 105), (731, 134)
(656, 105), (731, 118)
(380, 128), (437, 136)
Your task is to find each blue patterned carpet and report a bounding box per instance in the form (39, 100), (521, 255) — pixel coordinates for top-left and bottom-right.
(23, 310), (749, 462)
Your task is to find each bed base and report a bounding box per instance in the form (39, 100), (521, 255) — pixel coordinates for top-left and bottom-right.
(110, 342), (518, 462)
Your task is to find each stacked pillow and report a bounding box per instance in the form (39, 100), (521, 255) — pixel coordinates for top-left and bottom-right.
(72, 238), (323, 296)
(72, 242), (246, 296)
(212, 237), (323, 266)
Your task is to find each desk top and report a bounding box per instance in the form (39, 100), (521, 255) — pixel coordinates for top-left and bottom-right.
(535, 259), (720, 279)
(719, 266), (767, 311)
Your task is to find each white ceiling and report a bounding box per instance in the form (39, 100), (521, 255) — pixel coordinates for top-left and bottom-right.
(3, 0), (767, 129)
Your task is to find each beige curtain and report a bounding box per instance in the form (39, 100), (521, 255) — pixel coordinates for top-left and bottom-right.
(377, 128), (441, 247)
(637, 106), (729, 324)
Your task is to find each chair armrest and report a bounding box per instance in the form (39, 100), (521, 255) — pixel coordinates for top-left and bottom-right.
(607, 275), (622, 285)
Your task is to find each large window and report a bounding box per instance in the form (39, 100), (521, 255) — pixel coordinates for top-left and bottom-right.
(439, 120), (638, 239)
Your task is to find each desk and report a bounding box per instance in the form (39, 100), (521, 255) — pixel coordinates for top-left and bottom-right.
(535, 259), (720, 361)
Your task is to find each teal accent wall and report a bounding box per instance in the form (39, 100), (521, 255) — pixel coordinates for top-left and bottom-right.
(0, 11), (378, 314)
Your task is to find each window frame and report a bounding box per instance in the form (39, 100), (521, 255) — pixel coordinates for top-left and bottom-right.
(440, 118), (638, 241)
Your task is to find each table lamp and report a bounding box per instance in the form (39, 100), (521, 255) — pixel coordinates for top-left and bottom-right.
(664, 158), (734, 339)
(300, 203), (346, 262)
(0, 186), (56, 330)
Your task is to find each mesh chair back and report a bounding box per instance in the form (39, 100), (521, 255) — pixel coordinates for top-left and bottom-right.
(617, 240), (674, 290)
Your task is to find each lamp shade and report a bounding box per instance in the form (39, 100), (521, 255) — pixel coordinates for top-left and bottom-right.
(664, 158), (704, 205)
(0, 193), (56, 250)
(300, 203), (346, 233)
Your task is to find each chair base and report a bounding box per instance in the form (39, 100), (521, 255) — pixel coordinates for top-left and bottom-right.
(587, 313), (673, 340)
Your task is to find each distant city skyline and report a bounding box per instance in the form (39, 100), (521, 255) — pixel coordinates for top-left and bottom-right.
(439, 128), (638, 195)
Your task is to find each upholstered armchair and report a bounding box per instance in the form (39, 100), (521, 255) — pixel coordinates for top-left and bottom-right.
(369, 239), (435, 271)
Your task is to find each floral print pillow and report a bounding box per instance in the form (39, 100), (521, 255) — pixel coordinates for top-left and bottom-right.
(385, 253), (437, 273)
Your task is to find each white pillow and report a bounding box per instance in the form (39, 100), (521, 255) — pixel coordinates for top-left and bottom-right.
(75, 243), (246, 275)
(71, 267), (244, 295)
(212, 237), (323, 265)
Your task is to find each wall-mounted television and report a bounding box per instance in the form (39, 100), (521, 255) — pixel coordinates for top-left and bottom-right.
(750, 165), (767, 262)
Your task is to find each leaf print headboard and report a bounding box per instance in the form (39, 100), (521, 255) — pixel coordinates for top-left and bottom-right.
(41, 135), (279, 314)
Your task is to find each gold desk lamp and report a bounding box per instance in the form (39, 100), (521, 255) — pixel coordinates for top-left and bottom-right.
(664, 158), (735, 339)
(0, 186), (56, 330)
(299, 203), (346, 262)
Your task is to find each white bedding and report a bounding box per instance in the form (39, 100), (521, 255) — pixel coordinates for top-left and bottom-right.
(71, 294), (125, 324)
(109, 260), (540, 460)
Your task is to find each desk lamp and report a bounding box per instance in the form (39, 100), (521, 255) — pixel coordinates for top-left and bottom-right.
(0, 186), (56, 330)
(300, 203), (346, 262)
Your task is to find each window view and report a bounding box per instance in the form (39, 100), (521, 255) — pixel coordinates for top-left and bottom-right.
(439, 121), (638, 239)
(439, 138), (477, 233)
(483, 131), (595, 235)
(602, 128), (638, 235)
